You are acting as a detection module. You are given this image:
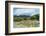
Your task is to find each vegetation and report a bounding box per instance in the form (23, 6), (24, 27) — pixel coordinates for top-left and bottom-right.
(30, 14), (39, 20)
(14, 14), (39, 21)
(13, 14), (39, 28)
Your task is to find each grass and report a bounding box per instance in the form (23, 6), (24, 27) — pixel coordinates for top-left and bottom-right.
(13, 14), (39, 28)
(13, 20), (40, 28)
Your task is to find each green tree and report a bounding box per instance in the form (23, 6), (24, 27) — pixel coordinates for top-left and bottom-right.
(30, 14), (39, 20)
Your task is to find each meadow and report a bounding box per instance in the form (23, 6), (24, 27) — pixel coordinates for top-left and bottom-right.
(13, 14), (40, 28)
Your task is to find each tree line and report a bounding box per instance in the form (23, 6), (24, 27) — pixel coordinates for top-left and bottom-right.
(14, 14), (39, 22)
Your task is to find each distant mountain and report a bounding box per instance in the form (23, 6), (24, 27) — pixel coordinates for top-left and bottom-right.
(20, 13), (32, 16)
(14, 15), (31, 17)
(14, 13), (39, 18)
(14, 12), (39, 17)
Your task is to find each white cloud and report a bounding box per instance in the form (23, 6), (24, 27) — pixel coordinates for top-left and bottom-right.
(13, 8), (39, 16)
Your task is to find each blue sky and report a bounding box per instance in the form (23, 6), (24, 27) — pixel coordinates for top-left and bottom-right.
(13, 8), (40, 16)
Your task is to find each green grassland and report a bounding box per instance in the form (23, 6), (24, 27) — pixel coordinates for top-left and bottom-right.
(13, 14), (40, 28)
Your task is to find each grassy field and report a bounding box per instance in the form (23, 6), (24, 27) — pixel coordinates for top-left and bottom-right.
(13, 14), (39, 28)
(13, 20), (39, 28)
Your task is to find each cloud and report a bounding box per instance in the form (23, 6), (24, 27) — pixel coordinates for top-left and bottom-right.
(13, 8), (39, 16)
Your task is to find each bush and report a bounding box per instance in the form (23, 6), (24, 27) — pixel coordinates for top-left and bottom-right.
(24, 18), (27, 20)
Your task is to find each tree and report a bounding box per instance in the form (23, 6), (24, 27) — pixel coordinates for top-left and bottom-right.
(30, 14), (39, 20)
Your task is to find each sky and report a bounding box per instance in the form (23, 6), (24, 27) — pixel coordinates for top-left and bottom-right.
(13, 8), (40, 16)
